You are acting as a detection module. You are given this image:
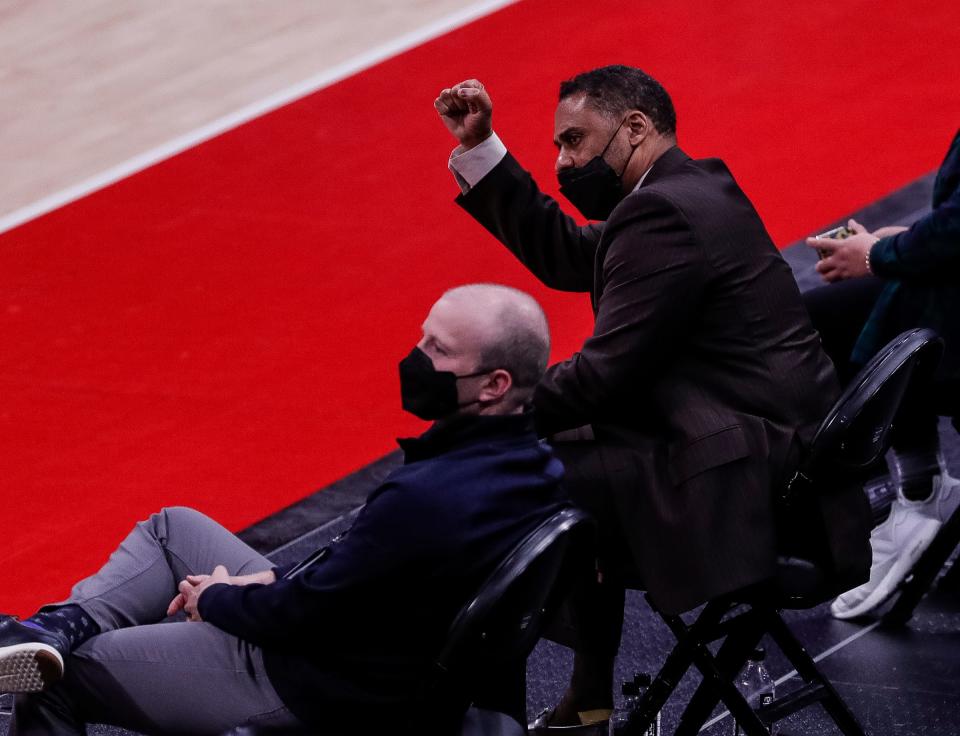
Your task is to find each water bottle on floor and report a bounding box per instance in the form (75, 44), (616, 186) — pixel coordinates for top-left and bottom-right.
(731, 647), (777, 735)
(610, 673), (660, 735)
(609, 678), (638, 735)
(632, 673), (660, 736)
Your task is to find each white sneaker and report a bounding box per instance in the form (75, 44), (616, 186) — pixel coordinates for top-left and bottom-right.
(0, 617), (67, 693)
(924, 469), (960, 523)
(829, 471), (959, 620)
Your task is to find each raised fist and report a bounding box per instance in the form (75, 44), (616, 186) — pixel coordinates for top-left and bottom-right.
(434, 79), (494, 150)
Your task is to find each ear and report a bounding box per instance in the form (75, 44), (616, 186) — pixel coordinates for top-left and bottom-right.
(478, 369), (513, 403)
(625, 110), (651, 145)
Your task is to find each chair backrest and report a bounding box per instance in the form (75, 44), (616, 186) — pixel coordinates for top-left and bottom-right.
(774, 329), (944, 598)
(803, 328), (944, 478)
(435, 506), (595, 689)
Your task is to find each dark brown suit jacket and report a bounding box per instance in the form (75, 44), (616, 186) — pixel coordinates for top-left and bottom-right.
(458, 146), (866, 614)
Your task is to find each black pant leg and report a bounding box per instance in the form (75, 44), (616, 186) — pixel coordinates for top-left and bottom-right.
(890, 383), (943, 453)
(544, 441), (632, 657)
(804, 276), (947, 454)
(803, 276), (887, 383)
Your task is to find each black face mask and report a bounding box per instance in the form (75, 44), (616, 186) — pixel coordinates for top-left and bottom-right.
(398, 347), (491, 420)
(557, 118), (637, 221)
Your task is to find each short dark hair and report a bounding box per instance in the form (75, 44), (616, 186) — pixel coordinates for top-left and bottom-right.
(559, 65), (677, 136)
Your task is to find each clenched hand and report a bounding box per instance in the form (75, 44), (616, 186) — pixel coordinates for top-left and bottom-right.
(434, 79), (494, 150)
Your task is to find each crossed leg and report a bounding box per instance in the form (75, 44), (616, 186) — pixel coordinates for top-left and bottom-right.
(11, 507), (302, 735)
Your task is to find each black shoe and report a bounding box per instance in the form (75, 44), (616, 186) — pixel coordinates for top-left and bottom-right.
(528, 707), (610, 735)
(0, 616), (69, 693)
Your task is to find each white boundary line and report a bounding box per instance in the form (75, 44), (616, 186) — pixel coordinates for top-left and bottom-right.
(699, 620), (882, 731)
(0, 0), (518, 236)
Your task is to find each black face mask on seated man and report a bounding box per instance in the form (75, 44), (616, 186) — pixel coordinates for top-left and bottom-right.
(557, 117), (638, 221)
(398, 346), (497, 421)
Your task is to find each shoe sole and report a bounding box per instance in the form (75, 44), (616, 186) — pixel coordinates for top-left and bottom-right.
(0, 643), (64, 693)
(528, 725), (607, 735)
(528, 707), (609, 735)
(831, 517), (941, 620)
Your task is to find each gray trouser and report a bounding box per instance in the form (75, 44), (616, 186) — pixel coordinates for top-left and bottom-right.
(12, 507), (303, 736)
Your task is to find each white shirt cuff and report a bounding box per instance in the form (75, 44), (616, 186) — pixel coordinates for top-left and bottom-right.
(448, 133), (508, 193)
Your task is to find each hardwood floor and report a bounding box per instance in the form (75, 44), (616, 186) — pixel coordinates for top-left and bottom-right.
(0, 0), (508, 223)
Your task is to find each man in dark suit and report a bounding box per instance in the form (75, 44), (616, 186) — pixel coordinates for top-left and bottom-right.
(436, 66), (866, 730)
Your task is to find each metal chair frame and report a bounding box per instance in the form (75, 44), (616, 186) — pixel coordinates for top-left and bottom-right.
(620, 328), (945, 736)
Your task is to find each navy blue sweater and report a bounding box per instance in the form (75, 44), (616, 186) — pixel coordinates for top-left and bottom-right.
(198, 413), (565, 731)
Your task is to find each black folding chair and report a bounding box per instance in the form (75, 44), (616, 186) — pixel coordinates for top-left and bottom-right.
(225, 506), (596, 736)
(619, 328), (944, 736)
(429, 506), (596, 734)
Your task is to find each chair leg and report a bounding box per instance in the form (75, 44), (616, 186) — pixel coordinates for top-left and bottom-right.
(650, 601), (770, 735)
(678, 626), (770, 736)
(764, 610), (866, 736)
(884, 503), (960, 626)
(622, 598), (729, 736)
(674, 611), (766, 736)
(622, 640), (693, 735)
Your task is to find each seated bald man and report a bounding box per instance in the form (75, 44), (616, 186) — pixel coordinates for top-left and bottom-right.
(0, 283), (566, 736)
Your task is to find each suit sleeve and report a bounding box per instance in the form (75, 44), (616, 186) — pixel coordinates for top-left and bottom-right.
(533, 192), (706, 434)
(869, 183), (960, 283)
(198, 481), (431, 647)
(456, 152), (603, 292)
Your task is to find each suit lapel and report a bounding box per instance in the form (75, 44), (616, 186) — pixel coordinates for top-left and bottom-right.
(590, 146), (692, 311)
(637, 145), (690, 189)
